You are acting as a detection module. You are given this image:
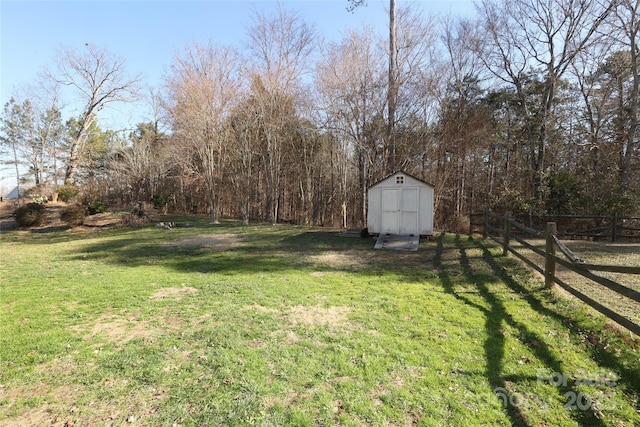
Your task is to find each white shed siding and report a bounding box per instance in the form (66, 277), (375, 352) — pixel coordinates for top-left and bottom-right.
(367, 172), (434, 236)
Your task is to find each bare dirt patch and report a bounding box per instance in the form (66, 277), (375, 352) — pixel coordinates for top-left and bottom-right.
(149, 286), (199, 301)
(80, 313), (157, 345)
(0, 382), (166, 427)
(0, 380), (88, 427)
(284, 330), (301, 344)
(163, 233), (240, 251)
(295, 247), (432, 273)
(268, 329), (302, 346)
(38, 202), (71, 229)
(287, 305), (351, 327)
(82, 212), (122, 227)
(247, 304), (352, 328)
(0, 200), (16, 217)
(0, 201), (17, 230)
(306, 251), (367, 270)
(0, 405), (57, 427)
(2, 311), (177, 426)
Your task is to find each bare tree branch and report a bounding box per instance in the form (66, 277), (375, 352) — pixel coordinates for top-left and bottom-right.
(51, 44), (141, 184)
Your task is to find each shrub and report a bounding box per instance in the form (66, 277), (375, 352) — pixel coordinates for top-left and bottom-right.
(132, 203), (147, 218)
(31, 194), (48, 204)
(151, 194), (170, 214)
(86, 201), (108, 215)
(60, 204), (86, 226)
(544, 171), (585, 215)
(25, 185), (51, 204)
(151, 194), (168, 210)
(56, 185), (80, 203)
(14, 203), (46, 227)
(493, 189), (533, 215)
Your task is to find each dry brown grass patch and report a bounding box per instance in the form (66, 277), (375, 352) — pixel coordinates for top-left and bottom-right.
(79, 313), (157, 345)
(0, 384), (167, 427)
(0, 382), (87, 427)
(247, 304), (352, 328)
(82, 212), (122, 227)
(0, 405), (58, 427)
(149, 286), (198, 301)
(287, 305), (351, 328)
(306, 251), (367, 270)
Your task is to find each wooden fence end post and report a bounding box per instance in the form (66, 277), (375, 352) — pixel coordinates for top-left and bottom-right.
(545, 222), (557, 288)
(503, 211), (511, 256)
(483, 207), (488, 240)
(612, 212), (618, 242)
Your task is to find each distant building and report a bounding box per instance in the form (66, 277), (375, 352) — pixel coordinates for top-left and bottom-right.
(4, 186), (21, 200)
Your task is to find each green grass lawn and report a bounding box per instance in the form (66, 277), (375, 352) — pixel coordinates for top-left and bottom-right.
(1, 218), (639, 426)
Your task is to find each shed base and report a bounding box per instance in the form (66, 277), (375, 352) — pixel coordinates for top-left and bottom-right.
(374, 233), (420, 251)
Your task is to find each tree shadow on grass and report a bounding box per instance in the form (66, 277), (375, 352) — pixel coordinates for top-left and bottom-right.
(69, 234), (293, 275)
(68, 228), (426, 277)
(467, 235), (640, 408)
(433, 232), (608, 427)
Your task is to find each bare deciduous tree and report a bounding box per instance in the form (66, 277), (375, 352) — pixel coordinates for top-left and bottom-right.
(109, 121), (174, 207)
(246, 5), (316, 224)
(165, 42), (243, 223)
(569, 29), (618, 185)
(475, 0), (616, 199)
(52, 44), (140, 185)
(435, 16), (493, 225)
(348, 0), (398, 174)
(611, 0), (640, 195)
(315, 28), (386, 226)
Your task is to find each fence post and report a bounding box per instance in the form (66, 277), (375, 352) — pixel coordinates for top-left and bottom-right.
(483, 206), (488, 240)
(503, 211), (511, 256)
(545, 222), (557, 288)
(612, 212), (618, 242)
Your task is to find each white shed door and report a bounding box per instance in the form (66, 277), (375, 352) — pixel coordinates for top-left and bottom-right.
(381, 187), (419, 235)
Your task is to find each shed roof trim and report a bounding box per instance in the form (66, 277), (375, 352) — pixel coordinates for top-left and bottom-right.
(368, 170), (434, 189)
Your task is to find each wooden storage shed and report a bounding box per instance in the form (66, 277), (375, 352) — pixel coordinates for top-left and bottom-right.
(367, 171), (434, 236)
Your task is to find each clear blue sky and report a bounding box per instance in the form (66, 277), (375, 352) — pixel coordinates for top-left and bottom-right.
(0, 0), (474, 186)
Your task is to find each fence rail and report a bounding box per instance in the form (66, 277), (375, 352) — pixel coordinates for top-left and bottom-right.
(470, 212), (640, 241)
(482, 210), (640, 335)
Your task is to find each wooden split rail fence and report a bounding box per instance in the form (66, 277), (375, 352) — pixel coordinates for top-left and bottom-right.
(471, 212), (640, 241)
(482, 210), (640, 335)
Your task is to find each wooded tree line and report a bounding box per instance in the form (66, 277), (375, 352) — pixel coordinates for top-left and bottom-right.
(2, 0), (639, 230)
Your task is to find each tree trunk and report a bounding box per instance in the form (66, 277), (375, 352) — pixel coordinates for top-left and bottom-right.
(358, 148), (367, 227)
(11, 144), (21, 207)
(386, 0), (397, 174)
(64, 115), (93, 185)
(621, 19), (639, 195)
